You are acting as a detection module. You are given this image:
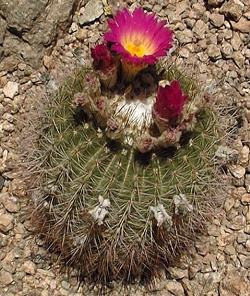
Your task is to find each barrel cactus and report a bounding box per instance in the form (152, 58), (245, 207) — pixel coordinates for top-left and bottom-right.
(29, 7), (225, 288)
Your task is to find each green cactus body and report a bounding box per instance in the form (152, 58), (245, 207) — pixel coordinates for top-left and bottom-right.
(32, 65), (221, 285)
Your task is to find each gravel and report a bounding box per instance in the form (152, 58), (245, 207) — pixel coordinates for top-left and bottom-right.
(0, 0), (249, 295)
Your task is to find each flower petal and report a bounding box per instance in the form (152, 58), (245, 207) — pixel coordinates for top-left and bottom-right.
(104, 8), (173, 65)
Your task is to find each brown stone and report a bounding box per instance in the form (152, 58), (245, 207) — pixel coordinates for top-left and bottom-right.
(165, 280), (185, 296)
(241, 193), (250, 204)
(210, 13), (225, 27)
(221, 0), (244, 21)
(0, 213), (14, 233)
(43, 55), (54, 70)
(231, 17), (250, 33)
(219, 268), (249, 296)
(0, 270), (13, 287)
(0, 193), (20, 213)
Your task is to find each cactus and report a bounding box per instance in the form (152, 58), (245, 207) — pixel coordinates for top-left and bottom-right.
(26, 7), (229, 291)
(29, 62), (224, 287)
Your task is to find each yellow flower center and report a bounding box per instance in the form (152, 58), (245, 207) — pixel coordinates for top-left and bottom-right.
(122, 35), (155, 58)
(125, 42), (147, 57)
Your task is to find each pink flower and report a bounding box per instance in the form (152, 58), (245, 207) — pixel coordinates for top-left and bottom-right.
(91, 44), (114, 72)
(104, 8), (173, 66)
(153, 80), (188, 124)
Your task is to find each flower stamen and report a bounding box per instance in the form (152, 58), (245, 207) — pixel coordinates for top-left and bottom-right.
(125, 42), (146, 57)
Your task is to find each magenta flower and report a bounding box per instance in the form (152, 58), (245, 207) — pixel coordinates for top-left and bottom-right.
(153, 80), (188, 128)
(104, 8), (173, 66)
(91, 44), (114, 72)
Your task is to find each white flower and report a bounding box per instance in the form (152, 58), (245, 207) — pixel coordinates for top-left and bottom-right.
(173, 194), (193, 215)
(150, 204), (173, 227)
(89, 195), (111, 225)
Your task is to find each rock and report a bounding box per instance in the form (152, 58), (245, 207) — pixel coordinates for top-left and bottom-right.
(43, 55), (54, 70)
(246, 208), (250, 223)
(231, 17), (250, 33)
(207, 225), (220, 237)
(0, 193), (20, 213)
(168, 267), (188, 279)
(221, 42), (233, 58)
(210, 13), (225, 27)
(79, 0), (103, 25)
(0, 213), (14, 233)
(245, 10), (250, 20)
(238, 255), (250, 269)
(228, 215), (246, 230)
(0, 56), (19, 73)
(233, 51), (245, 67)
(179, 48), (190, 58)
(207, 0), (225, 7)
(195, 241), (210, 256)
(193, 20), (207, 39)
(2, 122), (15, 132)
(69, 22), (78, 34)
(165, 280), (185, 296)
(244, 223), (250, 234)
(76, 28), (87, 41)
(239, 146), (249, 164)
(23, 261), (37, 275)
(224, 244), (236, 255)
(0, 270), (13, 287)
(1, 0), (48, 32)
(61, 280), (70, 290)
(237, 232), (247, 244)
(175, 29), (193, 44)
(215, 145), (238, 162)
(3, 81), (19, 99)
(224, 197), (235, 212)
(233, 177), (245, 187)
(207, 44), (221, 60)
(231, 187), (246, 200)
(18, 63), (26, 71)
(8, 178), (27, 198)
(2, 113), (13, 123)
(175, 1), (190, 16)
(0, 0), (79, 68)
(188, 264), (201, 279)
(241, 193), (250, 205)
(245, 174), (250, 192)
(231, 32), (242, 51)
(0, 175), (5, 190)
(219, 268), (249, 296)
(0, 233), (8, 247)
(221, 0), (244, 21)
(192, 3), (206, 17)
(229, 165), (246, 179)
(0, 18), (7, 45)
(246, 240), (250, 251)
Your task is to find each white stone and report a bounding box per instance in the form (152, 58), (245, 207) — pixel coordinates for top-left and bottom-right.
(229, 165), (246, 179)
(239, 145), (249, 164)
(23, 261), (37, 275)
(3, 81), (19, 99)
(79, 0), (103, 25)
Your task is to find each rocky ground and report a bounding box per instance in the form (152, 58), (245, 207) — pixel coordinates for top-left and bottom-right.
(0, 0), (249, 295)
